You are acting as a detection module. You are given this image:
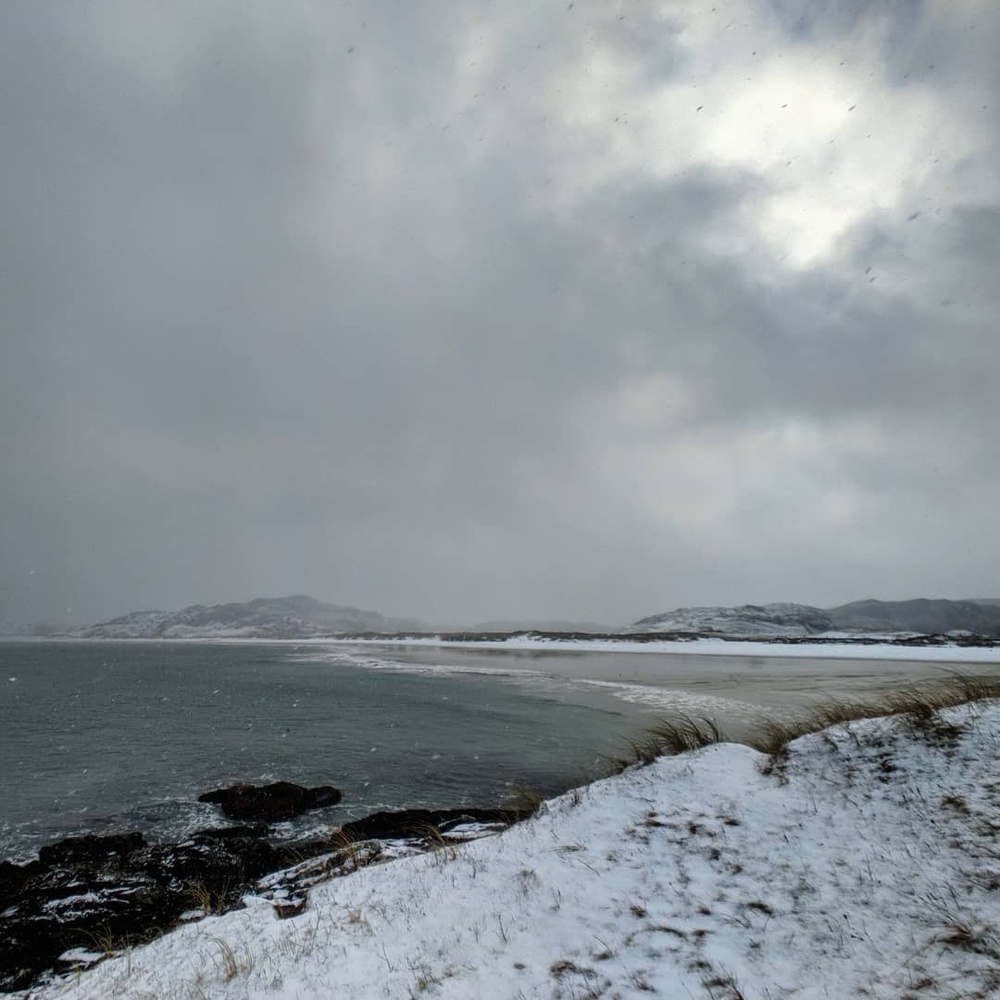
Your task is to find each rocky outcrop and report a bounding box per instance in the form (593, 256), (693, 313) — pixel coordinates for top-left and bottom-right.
(0, 827), (285, 992)
(0, 805), (523, 992)
(198, 781), (342, 822)
(340, 807), (521, 841)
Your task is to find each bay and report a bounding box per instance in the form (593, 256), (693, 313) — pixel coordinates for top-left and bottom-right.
(0, 640), (631, 861)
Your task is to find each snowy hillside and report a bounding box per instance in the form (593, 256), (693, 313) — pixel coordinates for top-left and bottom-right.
(629, 598), (1000, 637)
(78, 595), (421, 639)
(628, 602), (833, 637)
(36, 700), (1000, 1000)
(827, 597), (1000, 635)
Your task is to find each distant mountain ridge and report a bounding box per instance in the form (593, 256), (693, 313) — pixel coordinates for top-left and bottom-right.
(826, 598), (1000, 636)
(74, 594), (1000, 641)
(628, 598), (1000, 638)
(78, 595), (421, 639)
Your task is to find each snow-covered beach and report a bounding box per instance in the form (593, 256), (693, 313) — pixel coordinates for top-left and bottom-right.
(296, 638), (1000, 747)
(26, 697), (999, 1000)
(314, 633), (1000, 662)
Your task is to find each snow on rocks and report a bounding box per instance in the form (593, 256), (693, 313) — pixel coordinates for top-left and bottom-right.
(29, 702), (999, 1000)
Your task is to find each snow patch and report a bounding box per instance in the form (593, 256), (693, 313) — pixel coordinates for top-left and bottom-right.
(36, 702), (1000, 1000)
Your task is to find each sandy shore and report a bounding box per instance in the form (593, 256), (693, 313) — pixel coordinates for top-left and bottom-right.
(305, 639), (1000, 741)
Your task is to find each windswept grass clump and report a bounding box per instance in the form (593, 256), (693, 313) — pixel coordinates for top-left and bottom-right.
(748, 672), (1000, 757)
(614, 672), (1000, 771)
(326, 828), (381, 873)
(608, 715), (725, 772)
(503, 782), (546, 819)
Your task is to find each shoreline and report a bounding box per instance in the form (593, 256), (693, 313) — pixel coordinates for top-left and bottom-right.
(7, 676), (999, 996)
(316, 632), (1000, 661)
(0, 796), (530, 994)
(6, 632), (1000, 664)
(20, 695), (1000, 1000)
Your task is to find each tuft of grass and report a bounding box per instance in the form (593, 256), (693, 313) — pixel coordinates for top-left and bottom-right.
(750, 673), (1000, 761)
(549, 959), (582, 978)
(185, 879), (235, 915)
(503, 782), (546, 818)
(81, 923), (119, 959)
(409, 822), (461, 863)
(406, 958), (452, 996)
(703, 968), (749, 1000)
(752, 719), (806, 758)
(326, 828), (381, 873)
(940, 793), (971, 815)
(604, 673), (998, 782)
(187, 881), (214, 915)
(933, 918), (1000, 960)
(208, 936), (253, 982)
(344, 907), (372, 933)
(650, 714), (723, 753)
(612, 714), (727, 770)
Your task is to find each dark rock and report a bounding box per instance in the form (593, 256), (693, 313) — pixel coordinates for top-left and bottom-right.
(38, 831), (145, 867)
(1, 802), (522, 991)
(189, 824), (271, 842)
(273, 898), (308, 919)
(198, 781), (342, 822)
(340, 807), (517, 841)
(0, 828), (293, 993)
(0, 858), (42, 906)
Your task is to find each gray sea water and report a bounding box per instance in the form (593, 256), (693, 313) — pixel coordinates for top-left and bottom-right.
(3, 639), (995, 864)
(0, 640), (637, 862)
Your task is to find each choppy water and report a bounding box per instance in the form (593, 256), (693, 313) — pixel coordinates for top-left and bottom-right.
(4, 639), (995, 863)
(0, 641), (634, 861)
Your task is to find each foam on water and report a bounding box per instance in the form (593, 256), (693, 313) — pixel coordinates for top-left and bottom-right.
(0, 641), (633, 861)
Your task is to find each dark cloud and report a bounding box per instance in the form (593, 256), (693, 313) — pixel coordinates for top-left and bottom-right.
(1, 0), (997, 629)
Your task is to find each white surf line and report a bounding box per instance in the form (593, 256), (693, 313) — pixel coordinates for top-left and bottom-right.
(286, 646), (550, 680)
(314, 634), (1000, 662)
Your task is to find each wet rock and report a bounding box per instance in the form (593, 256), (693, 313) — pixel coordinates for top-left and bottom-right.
(0, 828), (293, 992)
(198, 781), (342, 822)
(189, 824), (271, 842)
(273, 898), (308, 919)
(38, 831), (145, 867)
(339, 807), (517, 841)
(1, 804), (521, 991)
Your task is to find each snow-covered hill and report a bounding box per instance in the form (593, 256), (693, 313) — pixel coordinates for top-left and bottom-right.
(78, 595), (421, 639)
(827, 597), (1000, 635)
(36, 701), (1000, 1000)
(628, 602), (833, 637)
(629, 598), (1000, 637)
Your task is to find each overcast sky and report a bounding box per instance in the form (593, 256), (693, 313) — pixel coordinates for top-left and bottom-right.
(1, 0), (998, 629)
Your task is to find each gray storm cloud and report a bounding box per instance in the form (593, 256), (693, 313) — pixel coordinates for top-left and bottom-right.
(1, 0), (998, 629)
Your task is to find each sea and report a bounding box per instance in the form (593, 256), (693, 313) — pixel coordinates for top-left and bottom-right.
(0, 640), (640, 862)
(3, 638), (996, 863)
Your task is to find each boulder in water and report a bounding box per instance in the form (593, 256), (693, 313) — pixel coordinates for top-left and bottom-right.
(198, 781), (342, 822)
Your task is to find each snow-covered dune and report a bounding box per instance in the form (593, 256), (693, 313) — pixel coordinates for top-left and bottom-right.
(36, 701), (999, 1000)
